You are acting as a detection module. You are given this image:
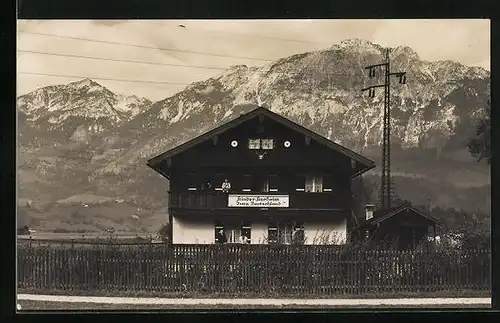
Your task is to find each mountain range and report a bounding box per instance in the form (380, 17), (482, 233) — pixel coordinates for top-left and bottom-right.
(17, 39), (491, 234)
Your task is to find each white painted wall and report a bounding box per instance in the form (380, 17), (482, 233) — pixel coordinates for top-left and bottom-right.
(250, 222), (268, 244)
(172, 215), (347, 245)
(304, 218), (347, 245)
(172, 217), (215, 244)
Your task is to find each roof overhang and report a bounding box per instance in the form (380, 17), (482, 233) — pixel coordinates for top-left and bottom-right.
(362, 203), (443, 228)
(147, 106), (376, 178)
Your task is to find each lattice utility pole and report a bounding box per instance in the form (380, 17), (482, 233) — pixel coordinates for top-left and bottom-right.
(361, 49), (407, 210)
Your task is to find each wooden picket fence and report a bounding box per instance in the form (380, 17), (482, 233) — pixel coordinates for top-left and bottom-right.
(17, 244), (491, 296)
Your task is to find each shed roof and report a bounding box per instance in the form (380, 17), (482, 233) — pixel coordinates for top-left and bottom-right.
(362, 202), (442, 227)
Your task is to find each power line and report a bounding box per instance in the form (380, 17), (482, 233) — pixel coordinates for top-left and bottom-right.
(17, 49), (229, 71)
(18, 30), (275, 62)
(17, 49), (367, 77)
(18, 72), (191, 86)
(362, 49), (407, 210)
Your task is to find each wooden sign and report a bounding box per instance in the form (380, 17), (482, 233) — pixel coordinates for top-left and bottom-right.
(228, 194), (289, 208)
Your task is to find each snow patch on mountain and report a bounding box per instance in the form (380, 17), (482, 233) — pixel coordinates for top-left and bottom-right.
(170, 101), (184, 124)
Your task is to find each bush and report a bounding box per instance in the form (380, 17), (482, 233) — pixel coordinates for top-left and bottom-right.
(158, 222), (171, 243)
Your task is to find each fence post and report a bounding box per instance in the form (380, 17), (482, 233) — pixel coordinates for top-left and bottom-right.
(15, 244), (492, 296)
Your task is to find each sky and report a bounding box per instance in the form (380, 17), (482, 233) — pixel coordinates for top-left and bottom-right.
(17, 19), (490, 101)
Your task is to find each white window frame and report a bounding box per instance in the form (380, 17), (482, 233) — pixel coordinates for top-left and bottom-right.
(305, 175), (323, 193)
(226, 228), (241, 243)
(279, 224), (293, 245)
(268, 226), (278, 244)
(261, 139), (274, 150)
(216, 223), (252, 244)
(248, 138), (274, 150)
(241, 224), (252, 244)
(261, 178), (269, 193)
(248, 139), (261, 150)
(268, 222), (304, 245)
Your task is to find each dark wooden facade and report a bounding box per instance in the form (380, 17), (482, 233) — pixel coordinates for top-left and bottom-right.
(147, 106), (376, 244)
(169, 191), (351, 213)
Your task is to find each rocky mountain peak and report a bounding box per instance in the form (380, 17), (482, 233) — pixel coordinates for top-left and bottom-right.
(17, 39), (491, 225)
(391, 45), (420, 61)
(17, 78), (153, 147)
(68, 78), (102, 88)
(333, 38), (383, 54)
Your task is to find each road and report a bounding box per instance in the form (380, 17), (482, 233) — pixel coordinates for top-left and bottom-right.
(17, 294), (491, 307)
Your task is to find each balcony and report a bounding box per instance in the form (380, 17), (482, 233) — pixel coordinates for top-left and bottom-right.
(169, 191), (350, 212)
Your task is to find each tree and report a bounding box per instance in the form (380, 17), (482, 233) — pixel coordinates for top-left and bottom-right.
(467, 100), (490, 164)
(351, 175), (375, 222)
(158, 222), (171, 243)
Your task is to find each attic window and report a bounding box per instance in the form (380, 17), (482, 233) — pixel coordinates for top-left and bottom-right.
(248, 139), (274, 150)
(261, 139), (274, 150)
(248, 139), (260, 149)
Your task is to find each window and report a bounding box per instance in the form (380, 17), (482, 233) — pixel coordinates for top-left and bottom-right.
(261, 139), (274, 150)
(262, 175), (278, 192)
(242, 175), (253, 192)
(292, 225), (305, 244)
(215, 223), (225, 244)
(248, 139), (260, 149)
(305, 175), (323, 193)
(278, 223), (293, 244)
(268, 224), (278, 244)
(241, 223), (251, 244)
(322, 175), (333, 192)
(214, 173), (225, 191)
(215, 222), (252, 244)
(268, 221), (304, 245)
(295, 175), (306, 192)
(226, 227), (241, 243)
(248, 138), (274, 150)
(260, 178), (269, 193)
(269, 174), (279, 192)
(187, 173), (198, 191)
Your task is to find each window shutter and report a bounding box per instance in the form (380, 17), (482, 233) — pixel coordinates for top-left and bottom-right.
(242, 175), (253, 191)
(292, 224), (305, 244)
(215, 223), (225, 244)
(269, 174), (278, 191)
(214, 173), (225, 191)
(187, 173), (198, 190)
(323, 175), (333, 192)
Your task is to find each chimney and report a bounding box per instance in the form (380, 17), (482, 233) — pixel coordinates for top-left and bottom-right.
(365, 204), (375, 221)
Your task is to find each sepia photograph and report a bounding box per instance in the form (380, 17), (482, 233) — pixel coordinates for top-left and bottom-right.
(16, 19), (491, 310)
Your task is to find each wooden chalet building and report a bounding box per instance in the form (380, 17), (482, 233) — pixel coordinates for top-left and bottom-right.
(354, 203), (443, 249)
(147, 106), (375, 245)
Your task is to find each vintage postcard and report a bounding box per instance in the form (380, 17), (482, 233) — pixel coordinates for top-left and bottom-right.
(16, 19), (491, 310)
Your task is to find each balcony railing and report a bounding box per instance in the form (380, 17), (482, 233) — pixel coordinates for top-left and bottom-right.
(169, 191), (350, 211)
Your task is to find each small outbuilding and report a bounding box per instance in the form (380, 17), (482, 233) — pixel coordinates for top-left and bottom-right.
(353, 202), (442, 250)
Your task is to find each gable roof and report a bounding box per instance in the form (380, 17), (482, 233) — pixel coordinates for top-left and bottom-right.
(365, 203), (442, 226)
(147, 106), (375, 177)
